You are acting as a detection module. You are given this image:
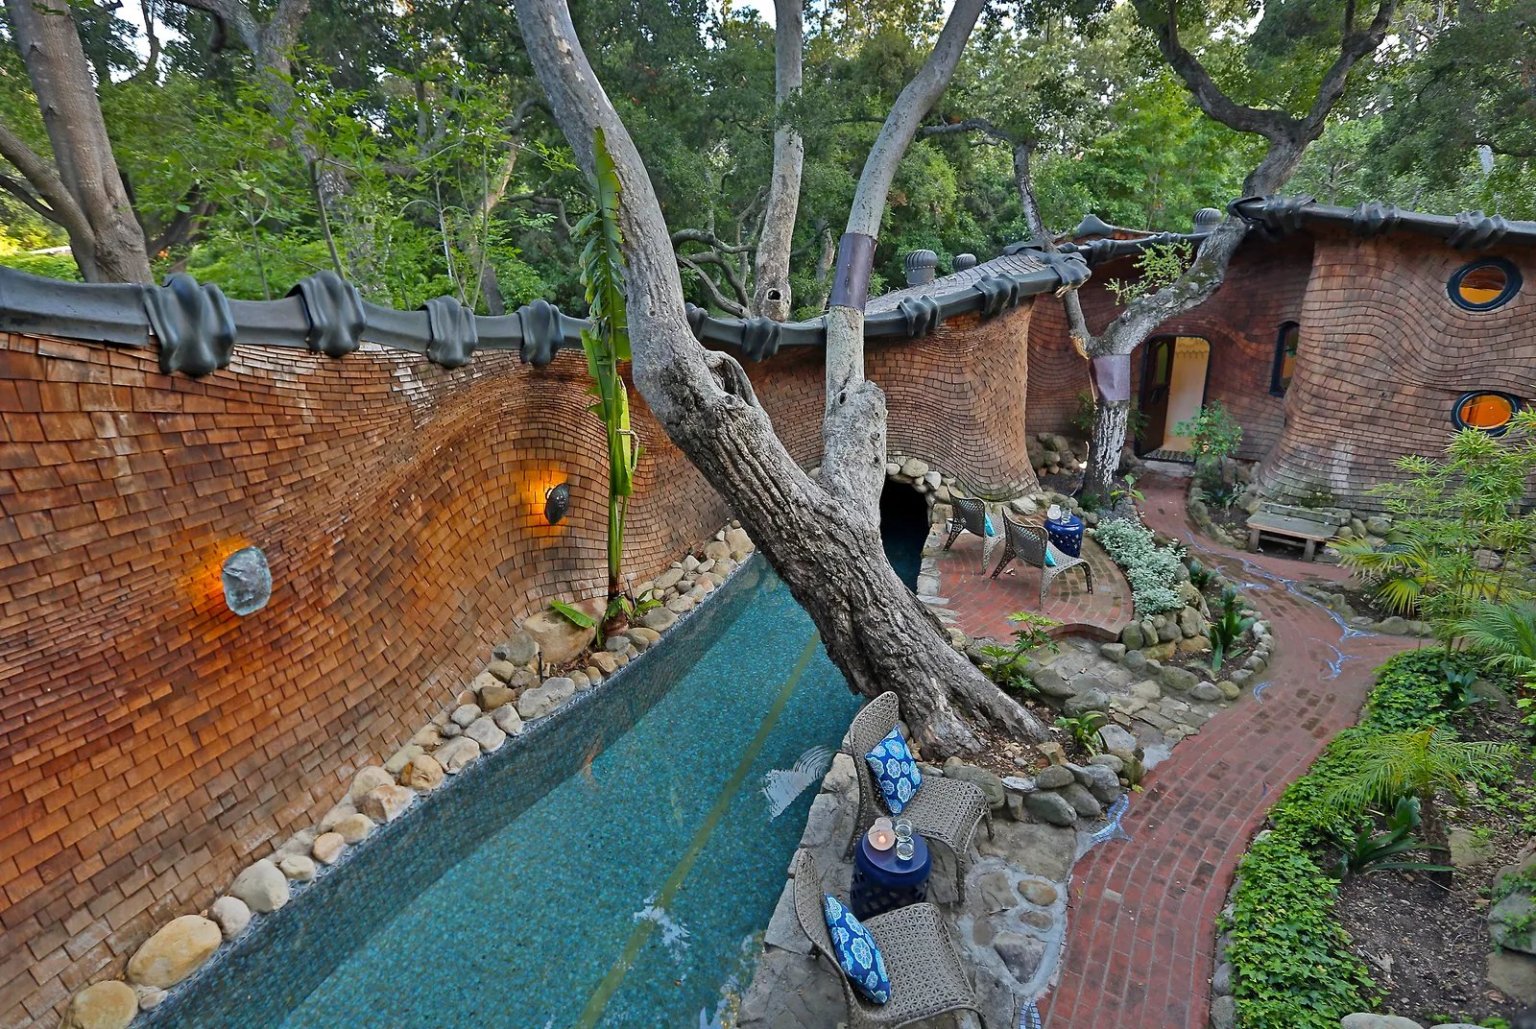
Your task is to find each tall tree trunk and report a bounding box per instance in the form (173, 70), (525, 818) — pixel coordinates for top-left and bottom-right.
(5, 0), (151, 282)
(513, 0), (1045, 755)
(750, 0), (804, 321)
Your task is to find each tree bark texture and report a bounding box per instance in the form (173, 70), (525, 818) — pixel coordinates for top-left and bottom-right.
(5, 0), (152, 282)
(750, 0), (803, 322)
(513, 0), (1045, 754)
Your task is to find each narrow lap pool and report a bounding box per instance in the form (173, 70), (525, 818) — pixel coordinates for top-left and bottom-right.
(148, 558), (860, 1028)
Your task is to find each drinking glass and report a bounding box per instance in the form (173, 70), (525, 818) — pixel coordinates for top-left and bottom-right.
(893, 819), (913, 842)
(895, 839), (915, 862)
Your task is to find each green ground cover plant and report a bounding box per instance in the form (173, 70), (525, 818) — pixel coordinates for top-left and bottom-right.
(1089, 517), (1184, 615)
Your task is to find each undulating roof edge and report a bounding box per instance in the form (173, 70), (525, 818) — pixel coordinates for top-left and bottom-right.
(0, 249), (1089, 380)
(1010, 195), (1536, 268)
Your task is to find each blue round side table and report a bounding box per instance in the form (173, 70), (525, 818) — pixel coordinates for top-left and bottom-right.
(1045, 514), (1085, 558)
(850, 833), (931, 920)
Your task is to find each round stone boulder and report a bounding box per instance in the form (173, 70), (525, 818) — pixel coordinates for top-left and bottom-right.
(312, 832), (345, 865)
(127, 915), (221, 988)
(401, 753), (445, 790)
(347, 765), (394, 801)
(1062, 688), (1109, 717)
(1340, 1015), (1427, 1029)
(208, 895), (250, 939)
(1035, 764), (1075, 790)
(521, 609), (596, 666)
(230, 858), (290, 913)
(333, 813), (376, 844)
(63, 981), (138, 1029)
(1024, 791), (1077, 826)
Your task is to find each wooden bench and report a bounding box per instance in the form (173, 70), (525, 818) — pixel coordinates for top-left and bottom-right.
(1245, 503), (1348, 561)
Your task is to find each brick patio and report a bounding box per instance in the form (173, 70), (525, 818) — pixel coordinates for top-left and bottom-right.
(930, 516), (1133, 642)
(1037, 476), (1413, 1029)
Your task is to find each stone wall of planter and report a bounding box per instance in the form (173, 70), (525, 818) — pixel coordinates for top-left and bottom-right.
(57, 524), (758, 1028)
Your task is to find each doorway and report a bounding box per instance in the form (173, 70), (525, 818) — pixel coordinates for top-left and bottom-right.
(1138, 335), (1211, 457)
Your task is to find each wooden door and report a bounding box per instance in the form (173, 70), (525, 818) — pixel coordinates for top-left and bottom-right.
(1138, 336), (1174, 454)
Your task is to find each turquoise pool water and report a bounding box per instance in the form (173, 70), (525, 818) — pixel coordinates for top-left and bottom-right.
(148, 559), (860, 1028)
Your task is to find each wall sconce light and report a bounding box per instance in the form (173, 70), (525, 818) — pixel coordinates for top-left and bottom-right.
(544, 482), (571, 525)
(221, 546), (271, 616)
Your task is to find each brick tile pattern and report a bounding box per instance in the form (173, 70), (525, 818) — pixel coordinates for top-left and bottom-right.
(932, 521), (1132, 642)
(1038, 477), (1412, 1029)
(0, 317), (1044, 1026)
(1256, 233), (1536, 511)
(1026, 237), (1314, 462)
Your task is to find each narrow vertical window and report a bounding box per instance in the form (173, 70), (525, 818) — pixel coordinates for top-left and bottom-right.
(1271, 322), (1299, 396)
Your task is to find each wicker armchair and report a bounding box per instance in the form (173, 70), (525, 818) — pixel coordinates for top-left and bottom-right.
(942, 495), (995, 569)
(792, 850), (984, 1029)
(844, 693), (990, 904)
(990, 513), (1094, 605)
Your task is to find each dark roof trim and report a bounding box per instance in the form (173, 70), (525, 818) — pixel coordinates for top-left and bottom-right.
(0, 253), (1087, 378)
(1228, 195), (1536, 249)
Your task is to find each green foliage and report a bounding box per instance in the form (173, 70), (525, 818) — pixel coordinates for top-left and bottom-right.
(978, 612), (1060, 697)
(1108, 473), (1145, 508)
(0, 249), (82, 282)
(1054, 711), (1107, 755)
(1225, 645), (1512, 1026)
(1173, 401), (1243, 492)
(1090, 518), (1184, 615)
(1325, 727), (1513, 816)
(1208, 585), (1254, 673)
(1336, 796), (1451, 876)
(1455, 601), (1536, 685)
(603, 588), (662, 626)
(1338, 412), (1536, 638)
(1186, 558), (1217, 594)
(575, 129), (643, 598)
(549, 599), (596, 630)
(1106, 239), (1193, 304)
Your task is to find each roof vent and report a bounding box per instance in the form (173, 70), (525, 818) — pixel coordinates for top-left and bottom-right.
(1194, 207), (1223, 230)
(953, 253), (978, 272)
(903, 250), (938, 286)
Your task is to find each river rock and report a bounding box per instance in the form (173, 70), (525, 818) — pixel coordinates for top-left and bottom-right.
(230, 859), (289, 913)
(726, 526), (753, 556)
(641, 606), (677, 631)
(946, 764), (1006, 810)
(401, 753), (445, 790)
(1120, 622), (1145, 649)
(518, 677), (576, 720)
(1063, 688), (1109, 716)
(334, 813), (375, 843)
(384, 744), (424, 776)
(359, 784), (414, 823)
(209, 896), (250, 939)
(312, 832), (345, 864)
(435, 736), (481, 773)
(492, 704), (525, 737)
(590, 651), (619, 675)
(1099, 642), (1126, 662)
(277, 853), (316, 882)
(1020, 880), (1058, 906)
(993, 932), (1045, 981)
(1340, 1016), (1428, 1029)
(1160, 665), (1200, 692)
(1376, 615), (1411, 635)
(496, 627), (540, 668)
(1074, 762), (1122, 804)
(1209, 995), (1236, 1029)
(1487, 948), (1536, 1004)
(348, 766), (394, 801)
(1490, 890), (1536, 954)
(900, 458), (929, 479)
(464, 716), (507, 753)
(479, 683), (517, 711)
(522, 609), (596, 666)
(450, 704), (481, 728)
(1097, 723), (1137, 753)
(1029, 666), (1074, 699)
(1191, 681), (1223, 703)
(63, 981), (138, 1029)
(1057, 782), (1101, 817)
(1177, 607), (1203, 637)
(1035, 764), (1076, 789)
(1024, 791), (1078, 826)
(126, 916), (221, 988)
(1448, 827), (1496, 869)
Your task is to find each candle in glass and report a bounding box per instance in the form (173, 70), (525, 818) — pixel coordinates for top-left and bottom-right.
(869, 817), (895, 851)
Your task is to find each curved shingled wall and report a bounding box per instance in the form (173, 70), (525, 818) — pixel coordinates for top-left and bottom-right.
(1257, 233), (1536, 511)
(0, 305), (1036, 1025)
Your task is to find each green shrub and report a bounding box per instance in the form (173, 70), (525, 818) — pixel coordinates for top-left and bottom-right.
(1090, 517), (1184, 614)
(1225, 646), (1490, 1027)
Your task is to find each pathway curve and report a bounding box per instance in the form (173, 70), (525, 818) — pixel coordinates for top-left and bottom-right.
(1038, 476), (1414, 1029)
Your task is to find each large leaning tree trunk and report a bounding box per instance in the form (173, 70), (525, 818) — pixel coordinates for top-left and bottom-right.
(0, 0), (152, 282)
(1067, 0), (1399, 502)
(514, 0), (1047, 755)
(750, 0), (804, 321)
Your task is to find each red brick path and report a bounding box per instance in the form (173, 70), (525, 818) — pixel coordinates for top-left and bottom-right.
(933, 519), (1133, 642)
(1038, 476), (1413, 1029)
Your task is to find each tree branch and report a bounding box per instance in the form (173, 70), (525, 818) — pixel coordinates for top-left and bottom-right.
(0, 172), (59, 222)
(920, 116), (1014, 145)
(1134, 0), (1295, 140)
(672, 227), (754, 254)
(163, 0), (260, 52)
(678, 256), (750, 317)
(0, 118), (90, 240)
(1300, 0), (1398, 139)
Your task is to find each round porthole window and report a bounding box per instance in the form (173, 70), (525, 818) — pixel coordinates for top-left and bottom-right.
(1452, 391), (1521, 435)
(1448, 258), (1521, 311)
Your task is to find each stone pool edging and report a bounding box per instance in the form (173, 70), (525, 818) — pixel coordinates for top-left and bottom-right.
(59, 522), (759, 1028)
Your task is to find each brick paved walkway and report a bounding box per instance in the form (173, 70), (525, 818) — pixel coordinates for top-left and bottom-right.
(932, 519), (1133, 642)
(1038, 476), (1414, 1029)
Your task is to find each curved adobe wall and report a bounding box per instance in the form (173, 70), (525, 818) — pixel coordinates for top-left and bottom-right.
(1026, 236), (1314, 462)
(1257, 234), (1536, 511)
(0, 308), (1036, 1025)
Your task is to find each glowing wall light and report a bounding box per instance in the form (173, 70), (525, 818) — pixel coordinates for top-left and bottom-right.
(221, 546), (272, 615)
(544, 482), (572, 525)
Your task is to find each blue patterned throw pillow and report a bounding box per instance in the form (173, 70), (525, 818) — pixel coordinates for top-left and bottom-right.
(823, 895), (891, 1004)
(864, 727), (922, 815)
